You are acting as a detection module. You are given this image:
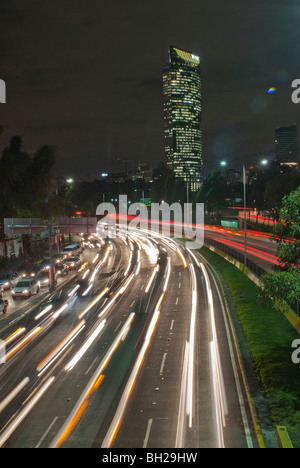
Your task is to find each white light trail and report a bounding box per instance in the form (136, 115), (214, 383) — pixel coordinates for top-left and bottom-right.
(50, 313), (135, 448)
(0, 376), (55, 448)
(101, 308), (160, 448)
(0, 377), (30, 414)
(34, 305), (53, 321)
(200, 262), (228, 447)
(186, 263), (197, 428)
(64, 319), (107, 372)
(145, 264), (159, 293)
(78, 287), (109, 319)
(37, 320), (86, 376)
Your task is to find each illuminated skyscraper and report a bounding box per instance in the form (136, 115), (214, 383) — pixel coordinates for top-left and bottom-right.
(163, 45), (203, 191)
(275, 124), (298, 169)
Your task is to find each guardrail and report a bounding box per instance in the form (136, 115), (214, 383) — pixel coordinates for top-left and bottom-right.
(205, 238), (300, 318)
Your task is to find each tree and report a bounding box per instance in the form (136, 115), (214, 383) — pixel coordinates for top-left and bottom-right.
(272, 186), (300, 270)
(258, 267), (300, 308)
(264, 172), (300, 220)
(0, 137), (75, 264)
(259, 187), (300, 308)
(197, 169), (230, 212)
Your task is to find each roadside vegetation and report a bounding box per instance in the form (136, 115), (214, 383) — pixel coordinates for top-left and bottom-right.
(200, 245), (300, 447)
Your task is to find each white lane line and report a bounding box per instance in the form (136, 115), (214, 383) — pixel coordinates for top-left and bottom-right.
(0, 376), (55, 448)
(35, 416), (58, 448)
(170, 320), (174, 331)
(84, 355), (99, 375)
(160, 352), (167, 375)
(143, 419), (153, 448)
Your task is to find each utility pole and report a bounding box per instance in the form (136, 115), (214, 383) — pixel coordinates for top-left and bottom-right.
(243, 164), (247, 266)
(48, 220), (55, 290)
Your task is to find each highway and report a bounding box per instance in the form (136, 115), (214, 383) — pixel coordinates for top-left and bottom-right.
(0, 226), (260, 448)
(204, 224), (279, 271)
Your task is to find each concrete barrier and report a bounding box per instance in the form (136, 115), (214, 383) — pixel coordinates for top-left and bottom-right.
(276, 426), (293, 448)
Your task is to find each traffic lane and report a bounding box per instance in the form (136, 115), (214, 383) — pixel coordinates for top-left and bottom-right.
(204, 230), (279, 271)
(0, 239), (124, 437)
(105, 239), (190, 448)
(205, 229), (278, 255)
(2, 237), (157, 447)
(0, 245), (99, 329)
(111, 264), (191, 448)
(195, 252), (258, 448)
(52, 248), (168, 448)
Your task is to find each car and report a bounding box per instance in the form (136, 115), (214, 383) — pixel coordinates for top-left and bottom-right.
(20, 264), (44, 279)
(0, 272), (21, 290)
(42, 253), (65, 265)
(0, 286), (3, 298)
(60, 244), (81, 258)
(63, 255), (82, 270)
(11, 278), (40, 299)
(56, 262), (69, 276)
(37, 269), (57, 287)
(0, 297), (8, 314)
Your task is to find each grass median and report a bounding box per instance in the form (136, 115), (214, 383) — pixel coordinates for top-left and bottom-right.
(199, 246), (300, 448)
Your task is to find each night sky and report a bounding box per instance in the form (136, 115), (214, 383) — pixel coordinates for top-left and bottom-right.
(0, 0), (299, 179)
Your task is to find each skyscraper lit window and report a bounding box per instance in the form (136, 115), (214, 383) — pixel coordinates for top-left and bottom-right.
(163, 46), (203, 191)
(275, 124), (298, 169)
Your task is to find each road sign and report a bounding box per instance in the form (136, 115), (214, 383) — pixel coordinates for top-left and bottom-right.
(140, 198), (151, 206)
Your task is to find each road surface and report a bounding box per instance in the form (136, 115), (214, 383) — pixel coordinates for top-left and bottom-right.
(0, 227), (260, 448)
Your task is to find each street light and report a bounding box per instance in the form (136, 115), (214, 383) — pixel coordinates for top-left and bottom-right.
(220, 160), (247, 266)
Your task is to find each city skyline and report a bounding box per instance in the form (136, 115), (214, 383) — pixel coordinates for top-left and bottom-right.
(0, 1), (299, 179)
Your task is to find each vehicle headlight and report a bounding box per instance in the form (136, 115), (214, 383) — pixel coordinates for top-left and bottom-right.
(70, 263), (75, 267)
(4, 282), (9, 286)
(22, 290), (29, 294)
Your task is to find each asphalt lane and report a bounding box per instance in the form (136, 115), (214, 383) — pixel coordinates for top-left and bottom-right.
(0, 228), (260, 449)
(110, 237), (258, 448)
(204, 225), (279, 271)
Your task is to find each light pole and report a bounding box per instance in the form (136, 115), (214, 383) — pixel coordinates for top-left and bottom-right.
(243, 164), (247, 266)
(220, 160), (247, 266)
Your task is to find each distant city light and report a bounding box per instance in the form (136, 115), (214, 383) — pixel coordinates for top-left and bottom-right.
(102, 173), (108, 177)
(267, 87), (276, 94)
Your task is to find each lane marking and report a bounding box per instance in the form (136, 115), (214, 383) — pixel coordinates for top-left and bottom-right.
(143, 419), (153, 448)
(35, 416), (58, 448)
(160, 352), (167, 375)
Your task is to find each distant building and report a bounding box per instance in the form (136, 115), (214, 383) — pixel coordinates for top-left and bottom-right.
(130, 163), (153, 182)
(275, 124), (298, 169)
(163, 45), (203, 191)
